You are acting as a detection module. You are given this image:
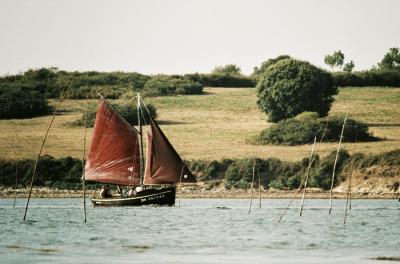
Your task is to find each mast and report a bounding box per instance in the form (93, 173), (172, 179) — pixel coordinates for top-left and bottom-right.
(137, 93), (145, 186)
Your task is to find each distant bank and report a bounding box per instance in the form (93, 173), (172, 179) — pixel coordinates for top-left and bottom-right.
(1, 186), (398, 199)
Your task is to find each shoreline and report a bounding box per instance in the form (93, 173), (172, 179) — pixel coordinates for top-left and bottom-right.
(1, 187), (398, 199)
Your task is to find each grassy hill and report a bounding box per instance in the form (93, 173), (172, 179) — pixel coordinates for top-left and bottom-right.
(0, 87), (399, 162)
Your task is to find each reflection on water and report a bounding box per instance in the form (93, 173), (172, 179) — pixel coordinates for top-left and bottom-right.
(0, 199), (399, 264)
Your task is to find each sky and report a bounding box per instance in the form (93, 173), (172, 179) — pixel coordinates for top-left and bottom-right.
(0, 0), (399, 75)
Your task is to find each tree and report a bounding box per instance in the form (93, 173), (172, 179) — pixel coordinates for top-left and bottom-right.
(257, 58), (337, 122)
(252, 55), (291, 79)
(212, 64), (242, 76)
(378, 47), (400, 70)
(343, 60), (355, 72)
(324, 50), (345, 71)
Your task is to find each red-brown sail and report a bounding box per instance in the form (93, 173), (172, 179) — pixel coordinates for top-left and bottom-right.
(144, 118), (196, 184)
(85, 98), (141, 185)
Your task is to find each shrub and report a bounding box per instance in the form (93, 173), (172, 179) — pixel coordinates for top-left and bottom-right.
(309, 150), (350, 190)
(0, 68), (150, 99)
(268, 179), (285, 190)
(144, 75), (203, 96)
(225, 159), (254, 189)
(117, 103), (157, 125)
(188, 159), (230, 181)
(256, 58), (337, 122)
(1, 150), (398, 190)
(72, 102), (157, 128)
(251, 113), (377, 146)
(212, 64), (242, 76)
(0, 87), (50, 119)
(184, 73), (256, 87)
(344, 150), (400, 170)
(67, 85), (126, 99)
(333, 70), (400, 87)
(0, 155), (82, 187)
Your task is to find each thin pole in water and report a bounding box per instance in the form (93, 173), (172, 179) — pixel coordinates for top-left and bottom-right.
(329, 112), (348, 215)
(81, 96), (88, 223)
(348, 171), (353, 210)
(278, 184), (303, 223)
(23, 91), (67, 221)
(279, 134), (322, 222)
(299, 137), (317, 216)
(13, 164), (18, 207)
(258, 167), (262, 209)
(248, 157), (256, 214)
(177, 164), (185, 208)
(9, 126), (21, 207)
(343, 171), (353, 224)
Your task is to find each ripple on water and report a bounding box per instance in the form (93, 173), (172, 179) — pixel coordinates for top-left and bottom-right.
(0, 198), (399, 264)
(5, 245), (60, 255)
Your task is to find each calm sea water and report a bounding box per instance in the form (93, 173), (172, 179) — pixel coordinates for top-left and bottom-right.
(0, 198), (399, 264)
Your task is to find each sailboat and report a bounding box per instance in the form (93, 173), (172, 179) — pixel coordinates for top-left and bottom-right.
(85, 94), (196, 206)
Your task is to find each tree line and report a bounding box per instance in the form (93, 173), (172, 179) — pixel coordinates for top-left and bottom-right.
(0, 47), (398, 120)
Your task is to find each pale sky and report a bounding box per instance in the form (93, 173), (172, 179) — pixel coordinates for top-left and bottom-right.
(0, 0), (399, 75)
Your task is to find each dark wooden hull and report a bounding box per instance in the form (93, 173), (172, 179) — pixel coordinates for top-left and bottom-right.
(91, 187), (176, 206)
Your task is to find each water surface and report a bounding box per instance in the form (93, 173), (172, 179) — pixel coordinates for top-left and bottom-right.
(1, 198), (399, 263)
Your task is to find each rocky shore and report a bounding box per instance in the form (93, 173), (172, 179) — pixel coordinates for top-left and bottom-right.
(0, 186), (398, 199)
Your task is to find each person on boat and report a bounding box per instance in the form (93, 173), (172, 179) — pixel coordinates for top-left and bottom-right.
(116, 185), (123, 197)
(127, 187), (135, 197)
(100, 185), (111, 198)
(135, 186), (144, 193)
(122, 187), (128, 197)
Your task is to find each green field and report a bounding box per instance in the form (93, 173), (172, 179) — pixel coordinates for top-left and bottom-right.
(0, 87), (399, 162)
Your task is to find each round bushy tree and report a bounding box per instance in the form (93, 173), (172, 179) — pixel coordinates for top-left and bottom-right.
(256, 58), (337, 122)
(252, 55), (292, 79)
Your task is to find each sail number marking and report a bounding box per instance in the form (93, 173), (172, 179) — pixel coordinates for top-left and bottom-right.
(141, 194), (165, 202)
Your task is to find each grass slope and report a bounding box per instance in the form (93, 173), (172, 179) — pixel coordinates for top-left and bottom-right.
(0, 87), (399, 161)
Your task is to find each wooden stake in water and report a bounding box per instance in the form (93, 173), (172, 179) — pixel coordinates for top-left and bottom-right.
(13, 165), (18, 207)
(299, 137), (317, 216)
(23, 92), (67, 221)
(343, 171), (354, 224)
(279, 136), (319, 222)
(9, 126), (21, 207)
(81, 96), (88, 223)
(329, 112), (348, 215)
(248, 157), (256, 214)
(278, 179), (305, 222)
(348, 171), (353, 210)
(177, 163), (185, 208)
(258, 168), (262, 209)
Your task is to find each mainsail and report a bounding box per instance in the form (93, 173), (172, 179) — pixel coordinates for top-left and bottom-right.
(85, 97), (141, 185)
(144, 117), (196, 184)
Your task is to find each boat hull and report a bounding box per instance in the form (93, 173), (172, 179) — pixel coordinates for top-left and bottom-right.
(91, 187), (176, 206)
